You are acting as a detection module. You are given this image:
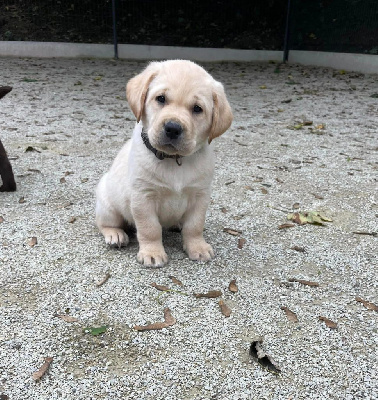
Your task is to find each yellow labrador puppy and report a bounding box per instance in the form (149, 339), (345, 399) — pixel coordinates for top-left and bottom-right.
(96, 60), (233, 267)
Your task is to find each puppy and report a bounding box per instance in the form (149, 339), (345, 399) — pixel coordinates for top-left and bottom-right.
(0, 86), (16, 192)
(96, 60), (233, 267)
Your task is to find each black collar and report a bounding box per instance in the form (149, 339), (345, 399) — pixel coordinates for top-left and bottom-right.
(141, 129), (183, 166)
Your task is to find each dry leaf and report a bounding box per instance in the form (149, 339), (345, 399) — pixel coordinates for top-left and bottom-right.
(0, 216), (4, 224)
(60, 177), (66, 184)
(55, 314), (78, 323)
(261, 188), (268, 194)
(219, 300), (232, 317)
(288, 278), (319, 287)
(223, 228), (242, 236)
(278, 223), (295, 229)
(250, 340), (281, 374)
(68, 217), (76, 223)
(28, 237), (38, 247)
(319, 316), (337, 329)
(150, 282), (170, 291)
(134, 308), (176, 331)
(291, 246), (306, 253)
(352, 231), (377, 237)
(32, 357), (53, 381)
(168, 275), (183, 286)
(355, 297), (378, 311)
(194, 290), (222, 298)
(281, 306), (298, 322)
(220, 207), (228, 213)
(96, 272), (111, 287)
(19, 196), (26, 204)
(238, 238), (246, 249)
(292, 202), (300, 209)
(228, 279), (238, 293)
(312, 193), (324, 199)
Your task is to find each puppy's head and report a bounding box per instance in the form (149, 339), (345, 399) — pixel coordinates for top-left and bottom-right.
(126, 60), (233, 156)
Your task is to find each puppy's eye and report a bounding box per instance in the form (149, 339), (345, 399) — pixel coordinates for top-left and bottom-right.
(156, 95), (166, 104)
(193, 105), (203, 114)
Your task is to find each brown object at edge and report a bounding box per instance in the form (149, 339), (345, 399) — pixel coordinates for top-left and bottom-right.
(32, 357), (53, 381)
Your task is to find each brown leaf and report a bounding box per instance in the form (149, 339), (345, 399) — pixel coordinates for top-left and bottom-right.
(278, 223), (295, 229)
(194, 290), (222, 298)
(250, 340), (281, 374)
(219, 300), (232, 317)
(288, 278), (319, 287)
(19, 196), (26, 204)
(238, 238), (246, 249)
(223, 228), (242, 236)
(134, 308), (176, 331)
(319, 316), (337, 329)
(228, 279), (238, 293)
(28, 237), (38, 247)
(96, 273), (111, 287)
(220, 207), (228, 213)
(0, 216), (4, 224)
(55, 314), (78, 323)
(150, 282), (170, 292)
(260, 188), (268, 194)
(60, 177), (66, 184)
(68, 217), (76, 223)
(290, 246), (306, 253)
(32, 357), (53, 381)
(168, 275), (183, 286)
(281, 306), (298, 322)
(355, 297), (378, 311)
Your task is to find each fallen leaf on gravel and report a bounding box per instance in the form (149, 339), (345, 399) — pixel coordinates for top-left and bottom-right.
(261, 188), (268, 194)
(287, 211), (332, 226)
(96, 272), (111, 287)
(134, 307), (176, 331)
(223, 228), (242, 236)
(238, 238), (246, 249)
(25, 146), (41, 153)
(60, 177), (66, 183)
(288, 278), (319, 287)
(32, 357), (53, 381)
(151, 282), (170, 292)
(229, 280), (238, 293)
(55, 314), (78, 323)
(19, 196), (26, 204)
(292, 202), (300, 209)
(83, 325), (108, 336)
(28, 237), (38, 247)
(318, 316), (337, 329)
(0, 216), (4, 223)
(220, 207), (228, 213)
(290, 246), (306, 253)
(168, 276), (183, 286)
(278, 223), (295, 229)
(68, 217), (76, 223)
(312, 193), (324, 199)
(194, 290), (222, 298)
(219, 300), (232, 317)
(250, 340), (281, 374)
(281, 306), (298, 322)
(355, 297), (378, 311)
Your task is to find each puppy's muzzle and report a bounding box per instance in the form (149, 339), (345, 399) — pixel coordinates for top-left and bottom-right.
(164, 121), (183, 140)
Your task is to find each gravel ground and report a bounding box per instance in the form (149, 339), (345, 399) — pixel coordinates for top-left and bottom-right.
(0, 57), (377, 400)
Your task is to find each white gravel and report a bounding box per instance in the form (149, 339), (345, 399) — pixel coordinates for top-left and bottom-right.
(0, 57), (377, 400)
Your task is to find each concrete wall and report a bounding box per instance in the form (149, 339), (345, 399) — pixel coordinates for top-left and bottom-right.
(0, 41), (377, 74)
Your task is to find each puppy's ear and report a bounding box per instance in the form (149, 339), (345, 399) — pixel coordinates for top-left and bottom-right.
(208, 82), (233, 144)
(126, 63), (160, 123)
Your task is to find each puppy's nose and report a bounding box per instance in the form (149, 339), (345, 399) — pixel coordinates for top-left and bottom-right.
(164, 121), (183, 140)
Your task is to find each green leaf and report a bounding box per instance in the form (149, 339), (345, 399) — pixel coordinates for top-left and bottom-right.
(83, 325), (108, 336)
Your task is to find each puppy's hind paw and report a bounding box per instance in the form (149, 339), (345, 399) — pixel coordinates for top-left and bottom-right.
(102, 228), (129, 248)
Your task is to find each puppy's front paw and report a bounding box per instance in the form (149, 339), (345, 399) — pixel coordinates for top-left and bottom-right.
(102, 227), (129, 248)
(184, 239), (215, 262)
(137, 245), (168, 267)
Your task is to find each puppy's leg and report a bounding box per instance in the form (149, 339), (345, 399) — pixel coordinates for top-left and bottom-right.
(132, 199), (168, 267)
(0, 140), (16, 192)
(182, 193), (214, 262)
